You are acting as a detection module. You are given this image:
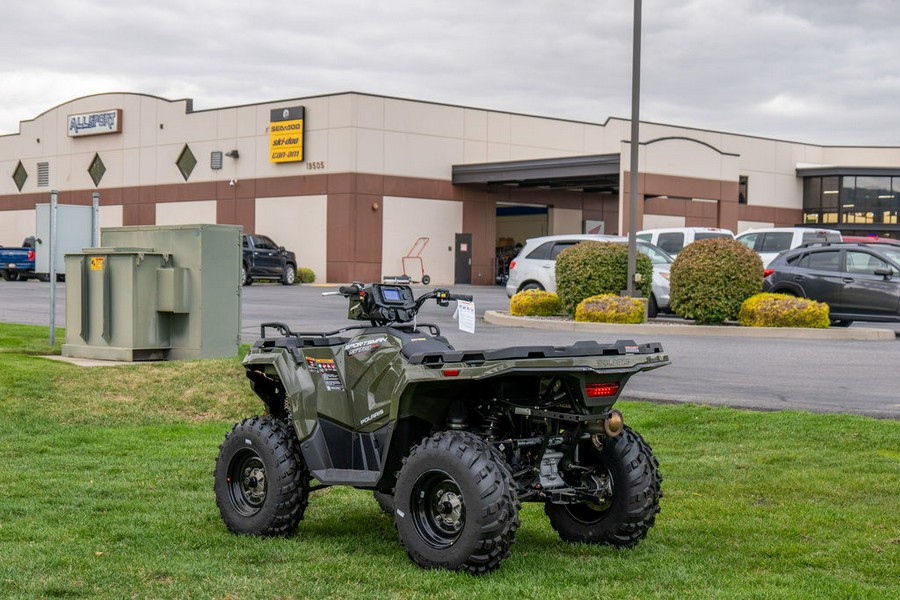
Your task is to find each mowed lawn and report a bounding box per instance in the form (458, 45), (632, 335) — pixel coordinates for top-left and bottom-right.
(0, 323), (897, 599)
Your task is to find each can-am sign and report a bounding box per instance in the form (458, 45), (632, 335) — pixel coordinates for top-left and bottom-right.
(67, 109), (122, 137)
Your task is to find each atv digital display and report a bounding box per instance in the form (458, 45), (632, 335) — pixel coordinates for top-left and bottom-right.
(373, 285), (414, 306)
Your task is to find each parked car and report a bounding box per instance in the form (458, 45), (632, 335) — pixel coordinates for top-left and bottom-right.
(763, 242), (900, 326)
(505, 234), (673, 317)
(736, 227), (842, 267)
(636, 227), (734, 256)
(242, 234), (297, 286)
(0, 236), (37, 281)
(842, 235), (900, 247)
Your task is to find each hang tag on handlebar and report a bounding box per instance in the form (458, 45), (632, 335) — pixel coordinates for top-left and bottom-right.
(455, 300), (476, 334)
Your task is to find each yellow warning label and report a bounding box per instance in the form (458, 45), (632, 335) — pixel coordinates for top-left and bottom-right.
(90, 257), (104, 271)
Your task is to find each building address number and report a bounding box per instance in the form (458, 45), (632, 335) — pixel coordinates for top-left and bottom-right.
(306, 161), (325, 170)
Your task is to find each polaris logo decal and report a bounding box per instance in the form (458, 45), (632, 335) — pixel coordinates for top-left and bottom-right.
(360, 409), (385, 425)
(345, 336), (388, 357)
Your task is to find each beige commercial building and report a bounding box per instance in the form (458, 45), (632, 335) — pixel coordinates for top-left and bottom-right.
(2, 91), (899, 284)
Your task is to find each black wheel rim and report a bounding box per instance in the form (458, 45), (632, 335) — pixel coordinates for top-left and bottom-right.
(410, 470), (465, 548)
(227, 448), (268, 516)
(563, 472), (613, 524)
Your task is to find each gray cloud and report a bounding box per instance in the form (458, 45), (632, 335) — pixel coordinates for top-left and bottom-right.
(2, 0), (898, 146)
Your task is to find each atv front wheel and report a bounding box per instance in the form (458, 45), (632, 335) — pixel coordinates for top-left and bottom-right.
(394, 431), (520, 574)
(545, 425), (661, 547)
(214, 415), (309, 536)
(373, 491), (394, 515)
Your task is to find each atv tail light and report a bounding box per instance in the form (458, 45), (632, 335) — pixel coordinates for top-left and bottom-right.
(27, 250), (35, 261)
(442, 369), (460, 377)
(585, 382), (619, 398)
(763, 269), (775, 278)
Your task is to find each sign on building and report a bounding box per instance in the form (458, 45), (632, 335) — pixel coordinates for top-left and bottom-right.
(269, 106), (304, 163)
(67, 109), (122, 137)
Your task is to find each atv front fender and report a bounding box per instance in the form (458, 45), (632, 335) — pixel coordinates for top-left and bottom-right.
(243, 348), (317, 439)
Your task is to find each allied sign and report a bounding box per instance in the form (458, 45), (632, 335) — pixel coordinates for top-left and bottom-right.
(67, 109), (123, 137)
(269, 106), (304, 163)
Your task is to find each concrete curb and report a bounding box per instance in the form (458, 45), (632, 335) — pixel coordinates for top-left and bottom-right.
(484, 310), (896, 341)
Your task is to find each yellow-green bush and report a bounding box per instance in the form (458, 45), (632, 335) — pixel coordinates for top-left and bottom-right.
(510, 290), (562, 316)
(738, 293), (830, 328)
(297, 267), (316, 283)
(575, 294), (645, 324)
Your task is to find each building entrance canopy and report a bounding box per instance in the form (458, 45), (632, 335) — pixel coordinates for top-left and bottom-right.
(452, 154), (620, 193)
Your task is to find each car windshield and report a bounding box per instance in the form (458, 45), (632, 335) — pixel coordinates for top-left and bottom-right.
(637, 242), (674, 265)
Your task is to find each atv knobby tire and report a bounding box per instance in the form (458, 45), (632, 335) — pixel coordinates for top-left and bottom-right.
(393, 431), (520, 574)
(214, 415), (309, 536)
(545, 425), (661, 547)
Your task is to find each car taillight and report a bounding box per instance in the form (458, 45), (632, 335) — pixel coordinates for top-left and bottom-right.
(585, 382), (619, 398)
(763, 269), (774, 278)
(509, 260), (516, 270)
(27, 250), (35, 261)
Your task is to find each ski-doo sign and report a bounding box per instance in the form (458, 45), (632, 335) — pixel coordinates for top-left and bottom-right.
(67, 109), (123, 137)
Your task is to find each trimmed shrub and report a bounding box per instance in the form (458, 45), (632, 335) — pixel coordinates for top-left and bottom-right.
(297, 267), (316, 283)
(556, 242), (653, 317)
(510, 290), (562, 316)
(669, 238), (763, 324)
(575, 294), (645, 324)
(739, 293), (830, 328)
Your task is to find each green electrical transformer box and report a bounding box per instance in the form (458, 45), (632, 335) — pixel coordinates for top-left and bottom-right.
(62, 224), (242, 361)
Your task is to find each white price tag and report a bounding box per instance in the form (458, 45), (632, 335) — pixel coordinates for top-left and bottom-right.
(457, 300), (476, 334)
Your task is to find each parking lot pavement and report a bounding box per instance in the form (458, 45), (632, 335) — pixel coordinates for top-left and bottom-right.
(3, 280), (899, 418)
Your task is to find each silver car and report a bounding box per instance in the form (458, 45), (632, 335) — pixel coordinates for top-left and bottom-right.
(505, 234), (672, 317)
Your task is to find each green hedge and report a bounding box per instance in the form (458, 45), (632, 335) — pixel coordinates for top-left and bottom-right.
(510, 290), (562, 316)
(739, 293), (830, 328)
(669, 238), (762, 324)
(297, 267), (316, 284)
(556, 242), (652, 317)
(575, 294), (645, 324)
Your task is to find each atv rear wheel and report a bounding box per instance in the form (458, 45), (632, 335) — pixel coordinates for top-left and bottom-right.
(214, 415), (309, 536)
(394, 431), (520, 574)
(545, 425), (661, 547)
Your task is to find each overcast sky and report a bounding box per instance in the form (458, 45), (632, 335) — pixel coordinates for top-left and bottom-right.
(3, 0), (899, 146)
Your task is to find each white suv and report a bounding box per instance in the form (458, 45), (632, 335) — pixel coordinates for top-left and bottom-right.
(636, 227), (734, 256)
(736, 227), (843, 267)
(505, 234), (673, 317)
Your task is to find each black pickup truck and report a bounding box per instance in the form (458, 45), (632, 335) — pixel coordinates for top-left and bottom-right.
(242, 234), (297, 286)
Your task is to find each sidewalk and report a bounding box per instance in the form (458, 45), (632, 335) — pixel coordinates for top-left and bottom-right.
(484, 311), (897, 341)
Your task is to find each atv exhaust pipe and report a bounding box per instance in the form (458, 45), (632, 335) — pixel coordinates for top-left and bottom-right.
(603, 409), (624, 437)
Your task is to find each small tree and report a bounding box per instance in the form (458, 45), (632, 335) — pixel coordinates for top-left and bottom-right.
(669, 238), (763, 324)
(556, 242), (652, 318)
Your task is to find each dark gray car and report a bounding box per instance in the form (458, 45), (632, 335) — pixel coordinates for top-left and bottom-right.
(763, 242), (900, 325)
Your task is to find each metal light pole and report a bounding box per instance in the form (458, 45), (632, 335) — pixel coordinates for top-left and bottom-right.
(626, 0), (642, 297)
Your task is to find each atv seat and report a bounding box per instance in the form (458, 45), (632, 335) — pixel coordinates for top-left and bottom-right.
(400, 335), (454, 361)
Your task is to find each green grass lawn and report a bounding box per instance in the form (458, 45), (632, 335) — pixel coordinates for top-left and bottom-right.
(0, 323), (897, 599)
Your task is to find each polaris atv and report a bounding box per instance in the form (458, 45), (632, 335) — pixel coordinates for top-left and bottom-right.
(214, 283), (669, 574)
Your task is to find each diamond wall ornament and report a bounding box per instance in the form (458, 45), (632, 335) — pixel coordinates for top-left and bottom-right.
(177, 145), (197, 181)
(88, 153), (106, 187)
(13, 161), (27, 191)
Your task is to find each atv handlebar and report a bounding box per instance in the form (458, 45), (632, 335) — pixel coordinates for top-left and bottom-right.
(323, 282), (471, 326)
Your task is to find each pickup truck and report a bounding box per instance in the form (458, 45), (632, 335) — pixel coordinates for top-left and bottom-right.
(242, 233), (297, 286)
(0, 236), (37, 281)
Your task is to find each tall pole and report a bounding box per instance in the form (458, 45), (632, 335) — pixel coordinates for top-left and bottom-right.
(626, 0), (642, 297)
(49, 190), (58, 346)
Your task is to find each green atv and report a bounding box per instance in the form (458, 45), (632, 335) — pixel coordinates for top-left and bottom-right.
(214, 283), (669, 574)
